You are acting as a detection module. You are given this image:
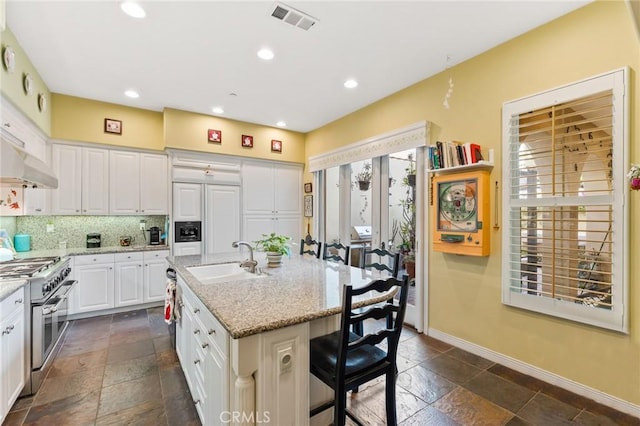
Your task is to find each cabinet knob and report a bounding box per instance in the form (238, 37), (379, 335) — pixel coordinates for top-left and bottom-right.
(193, 399), (200, 404)
(193, 359), (200, 365)
(193, 329), (200, 335)
(76, 210), (80, 212)
(208, 329), (216, 335)
(4, 122), (11, 127)
(193, 308), (200, 314)
(15, 298), (23, 304)
(201, 343), (209, 349)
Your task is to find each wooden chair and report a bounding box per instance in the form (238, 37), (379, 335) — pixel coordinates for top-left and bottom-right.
(309, 275), (410, 426)
(299, 238), (322, 258)
(322, 242), (350, 265)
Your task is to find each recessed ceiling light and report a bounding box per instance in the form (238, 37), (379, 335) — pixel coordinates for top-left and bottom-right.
(121, 1), (146, 18)
(124, 90), (139, 98)
(344, 79), (358, 89)
(212, 107), (224, 114)
(257, 48), (275, 61)
(276, 121), (286, 127)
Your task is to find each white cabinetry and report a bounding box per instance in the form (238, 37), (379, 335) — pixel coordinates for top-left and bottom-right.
(173, 182), (201, 221)
(110, 151), (168, 215)
(50, 144), (109, 215)
(114, 252), (143, 308)
(242, 161), (302, 243)
(176, 278), (229, 425)
(0, 287), (26, 423)
(205, 185), (240, 255)
(72, 254), (115, 313)
(143, 250), (169, 303)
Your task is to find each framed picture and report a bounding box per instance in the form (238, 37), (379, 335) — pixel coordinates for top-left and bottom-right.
(271, 139), (282, 153)
(104, 118), (122, 135)
(304, 182), (312, 193)
(304, 194), (313, 217)
(208, 129), (222, 144)
(242, 134), (253, 148)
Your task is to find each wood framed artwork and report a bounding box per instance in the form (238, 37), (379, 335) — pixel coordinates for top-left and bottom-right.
(104, 118), (122, 135)
(208, 129), (222, 144)
(432, 169), (490, 256)
(241, 135), (253, 148)
(304, 195), (313, 217)
(271, 139), (282, 153)
(304, 182), (312, 193)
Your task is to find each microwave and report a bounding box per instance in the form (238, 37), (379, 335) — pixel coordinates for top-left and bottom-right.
(175, 221), (202, 243)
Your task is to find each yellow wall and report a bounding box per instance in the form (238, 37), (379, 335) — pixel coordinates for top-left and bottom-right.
(164, 108), (305, 163)
(51, 94), (164, 151)
(0, 26), (51, 134)
(307, 1), (639, 405)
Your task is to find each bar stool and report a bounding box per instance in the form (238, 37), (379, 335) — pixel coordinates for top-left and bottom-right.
(300, 238), (322, 258)
(323, 242), (350, 265)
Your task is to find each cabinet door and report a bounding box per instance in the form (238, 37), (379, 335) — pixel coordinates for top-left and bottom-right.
(144, 251), (169, 303)
(110, 151), (140, 214)
(274, 165), (302, 215)
(74, 264), (115, 313)
(205, 185), (240, 255)
(82, 147), (109, 215)
(51, 144), (82, 215)
(205, 345), (228, 424)
(173, 242), (201, 256)
(114, 261), (143, 307)
(140, 153), (168, 214)
(242, 162), (275, 215)
(173, 183), (201, 221)
(23, 188), (49, 215)
(0, 306), (25, 418)
(242, 216), (275, 247)
(275, 215), (302, 244)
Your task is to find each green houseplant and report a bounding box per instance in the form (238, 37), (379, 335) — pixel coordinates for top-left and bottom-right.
(254, 232), (292, 267)
(354, 162), (372, 191)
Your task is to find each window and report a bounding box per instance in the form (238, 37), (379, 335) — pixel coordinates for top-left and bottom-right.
(502, 68), (629, 332)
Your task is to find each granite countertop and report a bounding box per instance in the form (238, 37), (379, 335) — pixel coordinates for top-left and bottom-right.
(168, 252), (395, 339)
(0, 279), (27, 303)
(12, 244), (170, 259)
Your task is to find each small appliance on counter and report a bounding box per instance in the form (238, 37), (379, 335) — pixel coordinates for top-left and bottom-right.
(119, 235), (134, 247)
(86, 233), (101, 248)
(14, 234), (31, 252)
(149, 227), (161, 245)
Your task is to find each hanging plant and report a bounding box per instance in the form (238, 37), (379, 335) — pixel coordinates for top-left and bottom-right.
(354, 162), (372, 191)
(627, 164), (640, 190)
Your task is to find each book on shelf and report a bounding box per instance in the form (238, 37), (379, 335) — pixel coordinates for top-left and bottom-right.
(428, 141), (487, 170)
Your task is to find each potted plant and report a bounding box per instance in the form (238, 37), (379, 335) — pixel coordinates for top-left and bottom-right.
(399, 156), (417, 279)
(254, 232), (292, 267)
(354, 162), (372, 191)
(628, 164), (640, 190)
(403, 153), (416, 187)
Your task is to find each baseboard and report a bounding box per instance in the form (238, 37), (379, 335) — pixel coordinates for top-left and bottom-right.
(428, 327), (640, 418)
(68, 301), (164, 321)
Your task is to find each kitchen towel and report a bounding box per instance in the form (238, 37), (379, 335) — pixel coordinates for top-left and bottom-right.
(14, 234), (30, 252)
(164, 276), (180, 324)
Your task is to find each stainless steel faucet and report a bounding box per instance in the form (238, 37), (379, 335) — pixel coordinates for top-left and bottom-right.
(232, 241), (258, 273)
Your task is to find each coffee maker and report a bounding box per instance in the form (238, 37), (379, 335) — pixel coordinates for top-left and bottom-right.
(149, 227), (161, 245)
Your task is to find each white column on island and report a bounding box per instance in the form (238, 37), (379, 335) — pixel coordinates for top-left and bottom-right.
(231, 335), (259, 426)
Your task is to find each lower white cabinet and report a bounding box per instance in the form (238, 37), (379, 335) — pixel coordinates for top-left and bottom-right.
(114, 252), (143, 308)
(173, 242), (201, 256)
(176, 277), (229, 425)
(0, 287), (26, 423)
(73, 254), (115, 313)
(71, 250), (169, 315)
(144, 250), (170, 303)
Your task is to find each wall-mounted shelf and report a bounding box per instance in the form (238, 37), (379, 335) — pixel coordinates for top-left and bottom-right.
(427, 149), (494, 174)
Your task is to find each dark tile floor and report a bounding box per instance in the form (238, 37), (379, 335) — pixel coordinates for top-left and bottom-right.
(4, 308), (639, 426)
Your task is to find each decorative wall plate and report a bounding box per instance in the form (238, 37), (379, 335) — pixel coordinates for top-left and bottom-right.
(2, 46), (15, 73)
(38, 93), (47, 112)
(23, 73), (33, 95)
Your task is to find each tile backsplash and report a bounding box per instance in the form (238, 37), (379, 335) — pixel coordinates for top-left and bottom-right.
(15, 215), (168, 250)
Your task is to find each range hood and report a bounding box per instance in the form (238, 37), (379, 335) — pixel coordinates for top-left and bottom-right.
(0, 138), (58, 189)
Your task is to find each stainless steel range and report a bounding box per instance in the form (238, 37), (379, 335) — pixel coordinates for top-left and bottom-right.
(0, 256), (76, 396)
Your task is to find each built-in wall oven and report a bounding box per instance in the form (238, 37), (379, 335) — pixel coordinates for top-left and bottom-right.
(0, 256), (75, 396)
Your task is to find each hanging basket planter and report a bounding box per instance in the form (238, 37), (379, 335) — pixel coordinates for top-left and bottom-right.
(407, 174), (416, 187)
(358, 181), (370, 191)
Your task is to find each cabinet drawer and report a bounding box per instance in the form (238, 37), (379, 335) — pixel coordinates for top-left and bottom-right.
(191, 298), (228, 357)
(114, 251), (143, 262)
(74, 253), (115, 265)
(143, 250), (169, 261)
(0, 287), (26, 317)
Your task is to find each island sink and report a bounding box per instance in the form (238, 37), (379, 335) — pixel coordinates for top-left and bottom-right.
(186, 262), (265, 284)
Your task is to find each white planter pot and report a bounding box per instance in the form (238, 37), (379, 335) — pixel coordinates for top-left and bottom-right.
(266, 252), (283, 268)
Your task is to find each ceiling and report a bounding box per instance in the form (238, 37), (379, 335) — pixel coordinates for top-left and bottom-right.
(6, 1), (591, 133)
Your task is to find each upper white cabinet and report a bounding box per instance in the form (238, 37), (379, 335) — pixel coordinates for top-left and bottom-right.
(50, 144), (109, 215)
(242, 162), (301, 215)
(110, 151), (167, 215)
(242, 161), (302, 243)
(173, 182), (202, 221)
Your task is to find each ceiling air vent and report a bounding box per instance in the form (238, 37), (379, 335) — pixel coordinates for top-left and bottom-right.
(269, 2), (318, 31)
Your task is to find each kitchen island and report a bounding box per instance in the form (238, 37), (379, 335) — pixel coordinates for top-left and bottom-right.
(168, 252), (393, 426)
